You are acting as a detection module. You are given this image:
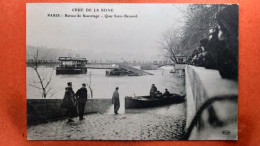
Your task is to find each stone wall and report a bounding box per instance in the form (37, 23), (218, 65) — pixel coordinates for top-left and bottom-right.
(185, 65), (238, 140)
(27, 99), (112, 125)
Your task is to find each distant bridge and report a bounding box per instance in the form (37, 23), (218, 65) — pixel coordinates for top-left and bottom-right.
(26, 55), (187, 70)
(86, 63), (154, 76)
(86, 62), (175, 69)
(86, 63), (115, 69)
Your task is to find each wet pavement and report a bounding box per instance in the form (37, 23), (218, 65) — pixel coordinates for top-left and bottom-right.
(27, 102), (186, 140)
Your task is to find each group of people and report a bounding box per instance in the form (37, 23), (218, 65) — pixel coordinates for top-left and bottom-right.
(150, 84), (170, 99)
(61, 82), (88, 122)
(62, 82), (121, 122)
(187, 5), (238, 80)
(62, 82), (172, 122)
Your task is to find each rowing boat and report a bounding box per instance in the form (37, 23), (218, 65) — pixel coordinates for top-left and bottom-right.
(125, 93), (185, 109)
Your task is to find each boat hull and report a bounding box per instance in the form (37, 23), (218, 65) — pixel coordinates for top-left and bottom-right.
(56, 67), (87, 75)
(125, 94), (185, 109)
(106, 69), (134, 76)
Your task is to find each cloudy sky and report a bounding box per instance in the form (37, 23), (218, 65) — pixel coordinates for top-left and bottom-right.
(27, 3), (187, 61)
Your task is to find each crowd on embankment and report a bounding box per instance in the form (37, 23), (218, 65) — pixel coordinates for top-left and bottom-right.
(187, 5), (238, 80)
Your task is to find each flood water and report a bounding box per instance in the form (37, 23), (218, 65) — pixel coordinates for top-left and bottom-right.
(26, 66), (184, 99)
(26, 66), (185, 113)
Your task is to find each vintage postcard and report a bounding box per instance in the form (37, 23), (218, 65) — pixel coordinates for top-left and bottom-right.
(26, 3), (238, 140)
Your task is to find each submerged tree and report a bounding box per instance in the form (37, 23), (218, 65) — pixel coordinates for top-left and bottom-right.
(29, 49), (53, 98)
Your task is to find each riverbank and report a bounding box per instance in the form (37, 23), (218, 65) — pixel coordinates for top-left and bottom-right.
(27, 68), (186, 140)
(27, 102), (186, 140)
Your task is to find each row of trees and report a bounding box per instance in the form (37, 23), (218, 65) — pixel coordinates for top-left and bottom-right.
(159, 4), (228, 63)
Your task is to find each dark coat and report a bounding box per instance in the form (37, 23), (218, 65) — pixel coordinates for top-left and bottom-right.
(112, 91), (120, 105)
(150, 85), (157, 95)
(62, 87), (75, 108)
(76, 88), (88, 102)
(163, 90), (170, 97)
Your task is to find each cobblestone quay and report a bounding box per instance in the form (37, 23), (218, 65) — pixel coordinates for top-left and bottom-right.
(27, 102), (186, 140)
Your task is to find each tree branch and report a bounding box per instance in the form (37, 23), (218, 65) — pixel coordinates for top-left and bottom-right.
(29, 84), (42, 90)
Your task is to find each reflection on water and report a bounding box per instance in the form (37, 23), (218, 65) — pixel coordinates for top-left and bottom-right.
(27, 67), (184, 100)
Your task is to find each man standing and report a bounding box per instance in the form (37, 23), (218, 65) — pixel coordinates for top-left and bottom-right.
(112, 87), (120, 114)
(76, 83), (88, 120)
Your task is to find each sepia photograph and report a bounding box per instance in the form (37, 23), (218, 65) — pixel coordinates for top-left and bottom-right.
(26, 3), (238, 140)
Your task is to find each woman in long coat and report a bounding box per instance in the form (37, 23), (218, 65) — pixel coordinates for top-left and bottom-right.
(62, 87), (76, 122)
(149, 84), (157, 98)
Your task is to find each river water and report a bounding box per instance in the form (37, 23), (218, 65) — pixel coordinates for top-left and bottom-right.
(26, 66), (185, 100)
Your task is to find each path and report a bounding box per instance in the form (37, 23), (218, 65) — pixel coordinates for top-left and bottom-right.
(27, 102), (186, 140)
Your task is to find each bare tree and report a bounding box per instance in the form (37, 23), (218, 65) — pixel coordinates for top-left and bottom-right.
(85, 71), (93, 98)
(159, 29), (184, 64)
(29, 49), (53, 98)
(178, 4), (228, 56)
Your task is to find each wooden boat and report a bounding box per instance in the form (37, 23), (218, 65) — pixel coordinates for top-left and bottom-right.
(106, 68), (138, 76)
(56, 57), (88, 75)
(125, 93), (185, 109)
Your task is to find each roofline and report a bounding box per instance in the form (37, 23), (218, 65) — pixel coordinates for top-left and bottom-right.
(58, 57), (88, 61)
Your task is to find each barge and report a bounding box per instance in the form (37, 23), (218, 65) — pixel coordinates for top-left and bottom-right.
(56, 57), (88, 75)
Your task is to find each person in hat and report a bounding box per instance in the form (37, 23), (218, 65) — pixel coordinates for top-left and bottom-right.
(63, 82), (76, 122)
(76, 83), (88, 120)
(67, 82), (75, 94)
(112, 87), (120, 114)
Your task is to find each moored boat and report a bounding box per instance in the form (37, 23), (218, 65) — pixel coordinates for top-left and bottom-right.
(106, 68), (138, 76)
(56, 57), (88, 75)
(125, 93), (185, 109)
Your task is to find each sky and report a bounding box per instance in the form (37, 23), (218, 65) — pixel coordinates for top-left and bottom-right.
(26, 3), (188, 61)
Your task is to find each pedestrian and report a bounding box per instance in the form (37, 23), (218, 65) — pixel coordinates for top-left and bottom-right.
(67, 82), (75, 95)
(150, 84), (157, 98)
(112, 87), (120, 114)
(61, 82), (76, 123)
(76, 83), (88, 120)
